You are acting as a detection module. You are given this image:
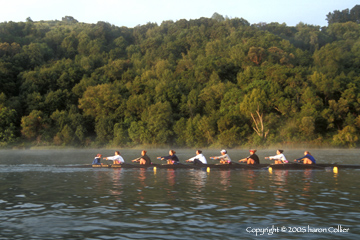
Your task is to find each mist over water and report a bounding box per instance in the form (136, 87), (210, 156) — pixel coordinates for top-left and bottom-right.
(0, 149), (359, 239)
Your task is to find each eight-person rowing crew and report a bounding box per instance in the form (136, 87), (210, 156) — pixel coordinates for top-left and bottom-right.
(92, 149), (316, 166)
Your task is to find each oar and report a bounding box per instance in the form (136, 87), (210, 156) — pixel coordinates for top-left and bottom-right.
(157, 157), (166, 161)
(209, 157), (219, 161)
(157, 157), (176, 165)
(103, 157), (115, 164)
(209, 157), (222, 165)
(131, 157), (141, 163)
(238, 157), (249, 164)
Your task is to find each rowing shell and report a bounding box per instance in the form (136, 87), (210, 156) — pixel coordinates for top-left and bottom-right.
(63, 163), (360, 170)
(90, 163), (269, 169)
(267, 163), (360, 170)
(89, 163), (360, 169)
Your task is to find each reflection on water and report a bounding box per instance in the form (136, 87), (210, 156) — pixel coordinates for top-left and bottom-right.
(0, 149), (360, 239)
(109, 169), (124, 199)
(187, 170), (208, 203)
(269, 170), (289, 207)
(301, 169), (314, 197)
(219, 170), (231, 190)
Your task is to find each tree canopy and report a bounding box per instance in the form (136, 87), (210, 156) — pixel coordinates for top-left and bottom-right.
(1, 6), (360, 148)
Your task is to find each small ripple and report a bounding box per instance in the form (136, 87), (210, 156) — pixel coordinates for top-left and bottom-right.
(12, 203), (44, 209)
(216, 206), (248, 212)
(145, 203), (171, 207)
(51, 203), (68, 208)
(247, 189), (267, 193)
(15, 194), (26, 198)
(190, 204), (218, 210)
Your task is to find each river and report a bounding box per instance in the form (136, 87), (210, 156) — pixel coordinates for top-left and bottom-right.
(0, 148), (359, 239)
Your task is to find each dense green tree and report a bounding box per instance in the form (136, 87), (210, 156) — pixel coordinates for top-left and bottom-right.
(333, 125), (359, 147)
(95, 116), (115, 144)
(20, 110), (49, 142)
(211, 13), (225, 22)
(173, 117), (187, 146)
(22, 43), (53, 68)
(112, 121), (130, 146)
(0, 106), (17, 144)
(0, 7), (359, 148)
(61, 33), (78, 58)
(327, 5), (360, 25)
(78, 82), (125, 118)
(50, 106), (88, 146)
(139, 101), (173, 144)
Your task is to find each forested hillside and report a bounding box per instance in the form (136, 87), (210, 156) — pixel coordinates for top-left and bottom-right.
(1, 6), (360, 148)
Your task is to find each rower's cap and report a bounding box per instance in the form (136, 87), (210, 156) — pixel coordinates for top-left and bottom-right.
(221, 149), (227, 153)
(96, 154), (102, 157)
(249, 149), (256, 153)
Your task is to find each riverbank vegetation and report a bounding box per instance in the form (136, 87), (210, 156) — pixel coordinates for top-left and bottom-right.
(1, 6), (360, 148)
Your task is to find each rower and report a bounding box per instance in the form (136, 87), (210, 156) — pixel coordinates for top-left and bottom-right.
(92, 154), (102, 165)
(103, 151), (124, 164)
(265, 150), (288, 164)
(210, 149), (232, 164)
(186, 150), (207, 165)
(132, 150), (152, 165)
(157, 150), (180, 165)
(294, 151), (316, 164)
(239, 149), (259, 164)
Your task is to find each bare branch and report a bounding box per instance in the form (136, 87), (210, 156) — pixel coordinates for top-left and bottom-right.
(250, 108), (268, 139)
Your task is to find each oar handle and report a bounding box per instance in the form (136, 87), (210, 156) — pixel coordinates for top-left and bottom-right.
(132, 157), (141, 162)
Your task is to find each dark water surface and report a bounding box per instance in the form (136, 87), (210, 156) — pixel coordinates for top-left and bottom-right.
(0, 149), (359, 239)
